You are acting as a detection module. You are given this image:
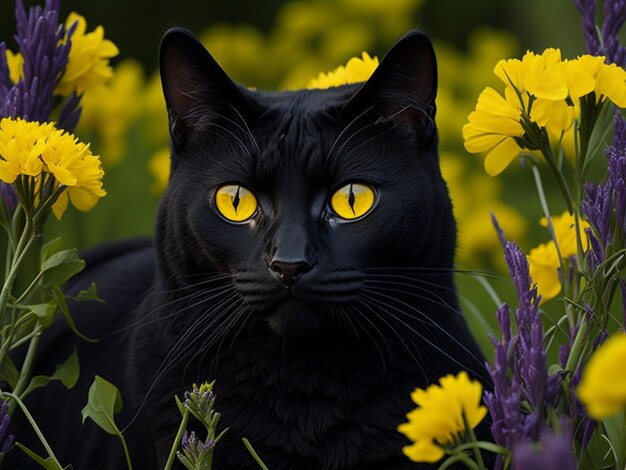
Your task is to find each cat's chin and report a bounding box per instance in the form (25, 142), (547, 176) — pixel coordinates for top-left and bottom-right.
(264, 299), (328, 338)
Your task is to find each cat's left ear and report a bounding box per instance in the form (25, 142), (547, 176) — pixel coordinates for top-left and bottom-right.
(341, 31), (437, 132)
(159, 28), (260, 148)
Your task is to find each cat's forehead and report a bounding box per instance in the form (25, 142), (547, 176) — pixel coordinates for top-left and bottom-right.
(247, 88), (355, 180)
(252, 85), (357, 113)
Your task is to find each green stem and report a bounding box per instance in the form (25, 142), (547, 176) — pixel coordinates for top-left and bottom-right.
(13, 271), (44, 305)
(531, 165), (571, 319)
(466, 428), (486, 469)
(242, 438), (269, 470)
(163, 408), (189, 470)
(439, 451), (481, 470)
(540, 143), (574, 213)
(105, 415), (133, 470)
(0, 224), (37, 329)
(565, 318), (588, 374)
(2, 392), (63, 468)
(11, 322), (42, 405)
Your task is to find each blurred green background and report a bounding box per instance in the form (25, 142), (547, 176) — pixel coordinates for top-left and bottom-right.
(0, 0), (601, 354)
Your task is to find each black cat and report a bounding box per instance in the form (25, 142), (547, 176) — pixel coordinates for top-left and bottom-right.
(7, 29), (492, 469)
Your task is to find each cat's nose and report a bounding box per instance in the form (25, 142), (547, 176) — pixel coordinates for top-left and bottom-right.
(269, 260), (311, 288)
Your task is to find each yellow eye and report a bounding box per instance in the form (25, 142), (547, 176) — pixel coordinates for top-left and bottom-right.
(215, 185), (258, 222)
(330, 183), (376, 220)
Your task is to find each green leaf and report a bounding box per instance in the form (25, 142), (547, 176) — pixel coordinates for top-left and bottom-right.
(72, 283), (104, 303)
(15, 443), (64, 470)
(40, 237), (62, 263)
(584, 100), (614, 173)
(25, 302), (57, 328)
(603, 412), (625, 469)
(0, 355), (20, 389)
(39, 249), (85, 290)
(52, 287), (96, 343)
(81, 375), (124, 435)
(22, 348), (80, 398)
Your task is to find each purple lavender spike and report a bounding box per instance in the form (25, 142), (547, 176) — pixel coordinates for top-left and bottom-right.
(0, 43), (12, 94)
(181, 430), (190, 448)
(0, 183), (19, 214)
(3, 0), (79, 126)
(602, 0), (626, 65)
(576, 0), (602, 55)
(512, 428), (576, 470)
(491, 213), (508, 248)
(57, 92), (83, 132)
(0, 401), (13, 456)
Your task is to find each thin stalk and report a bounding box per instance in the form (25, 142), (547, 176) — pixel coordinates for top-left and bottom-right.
(531, 166), (571, 323)
(440, 451), (481, 470)
(540, 142), (574, 212)
(0, 216), (37, 328)
(242, 438), (269, 470)
(11, 322), (42, 403)
(3, 392), (63, 468)
(565, 318), (588, 374)
(466, 424), (486, 470)
(13, 271), (44, 305)
(163, 408), (189, 470)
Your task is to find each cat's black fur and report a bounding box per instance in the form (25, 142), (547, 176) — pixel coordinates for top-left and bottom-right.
(7, 29), (492, 469)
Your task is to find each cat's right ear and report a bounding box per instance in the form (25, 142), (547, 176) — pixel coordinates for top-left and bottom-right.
(159, 28), (259, 148)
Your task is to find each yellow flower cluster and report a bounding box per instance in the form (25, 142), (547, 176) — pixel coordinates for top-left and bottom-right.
(306, 52), (379, 89)
(463, 48), (626, 175)
(527, 211), (589, 303)
(0, 117), (106, 219)
(56, 12), (119, 96)
(397, 371), (487, 463)
(578, 333), (626, 419)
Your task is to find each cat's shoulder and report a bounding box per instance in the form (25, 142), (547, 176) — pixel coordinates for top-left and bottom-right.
(63, 237), (156, 336)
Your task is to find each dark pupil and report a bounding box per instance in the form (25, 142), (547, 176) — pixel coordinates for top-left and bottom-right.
(348, 184), (356, 215)
(232, 186), (241, 213)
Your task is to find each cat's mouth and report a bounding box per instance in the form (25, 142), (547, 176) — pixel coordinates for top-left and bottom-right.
(263, 298), (330, 337)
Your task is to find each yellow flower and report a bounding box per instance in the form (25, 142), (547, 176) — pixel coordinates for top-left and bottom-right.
(494, 48), (567, 101)
(462, 86), (526, 176)
(539, 211), (589, 257)
(575, 55), (626, 107)
(463, 48), (626, 176)
(56, 12), (119, 96)
(397, 371), (487, 463)
(41, 130), (106, 219)
(0, 118), (56, 183)
(578, 333), (626, 419)
(306, 52), (379, 89)
(527, 242), (561, 303)
(0, 117), (105, 219)
(527, 212), (590, 303)
(5, 49), (23, 84)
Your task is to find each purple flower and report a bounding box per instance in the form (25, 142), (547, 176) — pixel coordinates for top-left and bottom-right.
(576, 0), (626, 65)
(0, 182), (19, 215)
(602, 0), (626, 66)
(178, 430), (214, 467)
(484, 241), (563, 469)
(576, 0), (602, 55)
(511, 428), (576, 470)
(0, 0), (81, 130)
(0, 401), (14, 459)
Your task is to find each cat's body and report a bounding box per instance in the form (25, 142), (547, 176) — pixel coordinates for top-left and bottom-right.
(7, 30), (491, 469)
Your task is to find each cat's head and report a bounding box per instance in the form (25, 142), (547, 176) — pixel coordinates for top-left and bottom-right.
(156, 28), (456, 338)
